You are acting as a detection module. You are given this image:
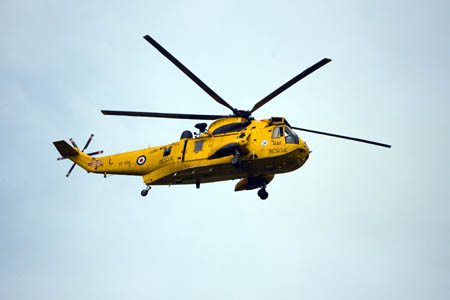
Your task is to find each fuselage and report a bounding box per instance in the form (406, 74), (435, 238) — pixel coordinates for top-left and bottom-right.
(74, 117), (310, 186)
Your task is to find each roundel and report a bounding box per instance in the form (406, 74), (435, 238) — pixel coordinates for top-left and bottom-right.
(136, 155), (146, 165)
(261, 139), (268, 147)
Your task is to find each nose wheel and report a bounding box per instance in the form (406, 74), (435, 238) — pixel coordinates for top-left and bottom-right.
(141, 185), (151, 197)
(257, 187), (269, 200)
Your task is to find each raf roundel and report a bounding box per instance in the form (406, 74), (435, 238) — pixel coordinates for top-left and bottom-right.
(136, 155), (146, 165)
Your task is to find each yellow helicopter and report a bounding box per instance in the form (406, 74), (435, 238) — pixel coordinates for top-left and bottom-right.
(53, 34), (391, 200)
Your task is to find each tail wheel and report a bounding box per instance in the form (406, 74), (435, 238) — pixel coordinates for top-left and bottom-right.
(141, 185), (151, 197)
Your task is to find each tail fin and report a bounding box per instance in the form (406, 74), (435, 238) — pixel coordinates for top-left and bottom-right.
(53, 140), (79, 158)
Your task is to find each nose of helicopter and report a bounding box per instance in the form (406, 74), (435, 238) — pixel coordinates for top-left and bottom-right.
(297, 136), (309, 153)
(300, 140), (310, 153)
(295, 138), (310, 163)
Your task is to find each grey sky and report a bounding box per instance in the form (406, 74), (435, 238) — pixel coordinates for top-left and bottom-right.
(1, 0), (449, 299)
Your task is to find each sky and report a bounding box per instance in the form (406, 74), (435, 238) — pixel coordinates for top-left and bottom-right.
(1, 0), (449, 299)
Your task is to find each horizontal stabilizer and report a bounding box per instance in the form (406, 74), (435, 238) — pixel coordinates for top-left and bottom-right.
(53, 140), (79, 157)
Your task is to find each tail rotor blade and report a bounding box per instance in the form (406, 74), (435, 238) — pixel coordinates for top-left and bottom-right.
(69, 138), (78, 148)
(81, 134), (94, 152)
(60, 150), (103, 160)
(66, 163), (76, 177)
(87, 150), (104, 156)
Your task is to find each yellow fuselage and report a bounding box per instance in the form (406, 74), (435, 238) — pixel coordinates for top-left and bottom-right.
(66, 117), (310, 187)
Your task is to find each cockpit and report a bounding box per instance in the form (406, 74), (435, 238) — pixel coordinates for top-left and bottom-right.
(272, 125), (299, 144)
(285, 126), (299, 144)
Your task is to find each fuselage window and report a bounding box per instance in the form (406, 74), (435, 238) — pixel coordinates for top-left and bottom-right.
(285, 127), (299, 144)
(272, 126), (284, 138)
(194, 140), (204, 153)
(163, 146), (172, 157)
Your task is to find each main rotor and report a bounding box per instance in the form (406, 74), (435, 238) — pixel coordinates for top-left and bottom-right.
(102, 34), (390, 148)
(102, 34), (331, 121)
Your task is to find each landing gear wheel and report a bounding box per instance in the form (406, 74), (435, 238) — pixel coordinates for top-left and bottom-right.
(141, 185), (151, 197)
(258, 188), (269, 200)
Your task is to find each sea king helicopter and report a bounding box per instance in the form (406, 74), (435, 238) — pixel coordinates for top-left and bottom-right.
(53, 34), (391, 200)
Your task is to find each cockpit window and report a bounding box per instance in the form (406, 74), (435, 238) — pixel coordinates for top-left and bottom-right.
(285, 127), (299, 144)
(272, 126), (284, 138)
(212, 122), (250, 135)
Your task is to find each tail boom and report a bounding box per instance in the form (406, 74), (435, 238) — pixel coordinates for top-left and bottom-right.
(53, 140), (153, 176)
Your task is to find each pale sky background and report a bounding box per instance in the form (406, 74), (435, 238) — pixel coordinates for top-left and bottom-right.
(1, 0), (449, 299)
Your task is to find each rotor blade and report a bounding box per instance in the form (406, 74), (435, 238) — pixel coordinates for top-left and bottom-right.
(81, 134), (94, 152)
(101, 110), (228, 120)
(292, 126), (391, 148)
(250, 58), (332, 113)
(66, 163), (76, 177)
(69, 138), (78, 149)
(143, 35), (235, 113)
(87, 150), (104, 156)
(59, 150), (103, 161)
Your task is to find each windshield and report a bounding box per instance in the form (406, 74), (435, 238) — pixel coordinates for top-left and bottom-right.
(285, 127), (299, 144)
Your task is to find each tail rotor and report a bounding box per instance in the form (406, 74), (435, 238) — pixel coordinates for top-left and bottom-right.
(56, 134), (103, 177)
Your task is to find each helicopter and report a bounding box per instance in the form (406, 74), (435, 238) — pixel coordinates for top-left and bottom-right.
(53, 34), (391, 200)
